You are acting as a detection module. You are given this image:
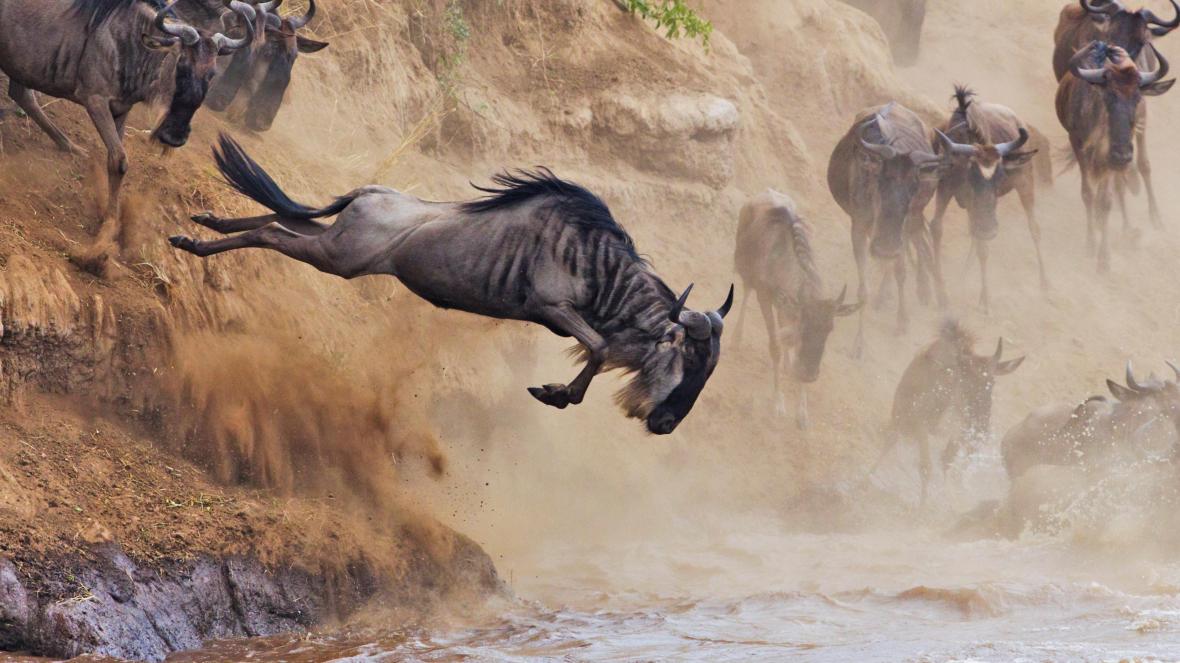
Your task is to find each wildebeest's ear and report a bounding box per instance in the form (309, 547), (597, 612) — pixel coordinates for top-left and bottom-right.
(296, 36), (329, 53)
(1142, 79), (1177, 96)
(142, 33), (179, 50)
(1004, 150), (1038, 168)
(995, 355), (1025, 376)
(1107, 379), (1138, 401)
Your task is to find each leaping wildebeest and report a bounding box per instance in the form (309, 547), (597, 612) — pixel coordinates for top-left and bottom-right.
(1056, 41), (1174, 272)
(169, 135), (733, 434)
(733, 189), (861, 429)
(1053, 0), (1180, 231)
(828, 102), (944, 356)
(875, 321), (1024, 505)
(929, 86), (1048, 312)
(0, 0), (255, 272)
(204, 0), (328, 132)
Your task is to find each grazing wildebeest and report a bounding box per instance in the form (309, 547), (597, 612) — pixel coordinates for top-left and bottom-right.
(828, 102), (944, 357)
(1057, 41), (1174, 272)
(840, 0), (926, 66)
(204, 0), (327, 132)
(929, 86), (1047, 312)
(1002, 362), (1180, 479)
(0, 0), (254, 271)
(1054, 1), (1179, 231)
(169, 135), (732, 434)
(732, 189), (861, 429)
(875, 321), (1024, 505)
(1052, 0), (1179, 81)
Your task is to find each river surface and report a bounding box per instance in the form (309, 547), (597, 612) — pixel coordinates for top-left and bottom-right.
(153, 522), (1180, 663)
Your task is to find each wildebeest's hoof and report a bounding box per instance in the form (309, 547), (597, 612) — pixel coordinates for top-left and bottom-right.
(191, 212), (220, 229)
(69, 243), (114, 278)
(169, 235), (200, 255)
(528, 384), (571, 409)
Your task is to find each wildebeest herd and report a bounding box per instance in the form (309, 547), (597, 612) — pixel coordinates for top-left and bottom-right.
(2, 1), (1179, 506)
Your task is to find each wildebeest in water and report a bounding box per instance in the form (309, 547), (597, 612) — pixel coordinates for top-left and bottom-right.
(0, 0), (255, 271)
(169, 135), (733, 434)
(874, 321), (1024, 505)
(828, 102), (945, 357)
(1056, 41), (1174, 272)
(733, 189), (860, 429)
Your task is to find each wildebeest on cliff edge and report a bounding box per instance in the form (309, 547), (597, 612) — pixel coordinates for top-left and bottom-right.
(0, 0), (256, 274)
(170, 135), (733, 435)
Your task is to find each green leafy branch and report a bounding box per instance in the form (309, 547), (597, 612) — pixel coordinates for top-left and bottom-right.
(618, 0), (713, 48)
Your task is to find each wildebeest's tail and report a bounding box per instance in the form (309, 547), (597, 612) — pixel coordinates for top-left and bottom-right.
(214, 133), (355, 219)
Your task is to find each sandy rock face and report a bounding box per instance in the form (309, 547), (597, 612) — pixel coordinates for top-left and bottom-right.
(593, 91), (740, 188)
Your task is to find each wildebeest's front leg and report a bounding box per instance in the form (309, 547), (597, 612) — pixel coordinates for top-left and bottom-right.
(7, 82), (83, 154)
(754, 291), (785, 417)
(928, 190), (952, 308)
(1016, 179), (1049, 291)
(71, 98), (129, 274)
(851, 220), (869, 359)
(528, 304), (606, 409)
(893, 255), (909, 334)
(975, 239), (991, 314)
(1136, 130), (1163, 230)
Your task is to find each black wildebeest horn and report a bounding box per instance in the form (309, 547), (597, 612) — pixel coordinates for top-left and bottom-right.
(1143, 0), (1180, 35)
(1070, 42), (1109, 85)
(288, 0), (316, 30)
(996, 127), (1030, 158)
(669, 284), (693, 323)
(156, 0), (200, 46)
(1140, 43), (1171, 86)
(716, 284), (734, 318)
(213, 2), (256, 52)
(1081, 0), (1121, 15)
(1125, 361), (1156, 392)
(936, 129), (977, 158)
(991, 338), (1004, 364)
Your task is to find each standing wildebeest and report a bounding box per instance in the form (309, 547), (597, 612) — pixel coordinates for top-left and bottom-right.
(1053, 1), (1180, 231)
(1052, 0), (1179, 81)
(0, 0), (254, 270)
(876, 321), (1024, 505)
(733, 190), (861, 429)
(828, 102), (944, 357)
(839, 0), (926, 66)
(929, 86), (1047, 312)
(204, 0), (327, 132)
(169, 135), (733, 434)
(1056, 41), (1174, 272)
(1002, 362), (1180, 479)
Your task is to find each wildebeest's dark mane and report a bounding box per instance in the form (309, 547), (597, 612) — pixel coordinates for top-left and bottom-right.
(463, 168), (638, 259)
(72, 0), (168, 30)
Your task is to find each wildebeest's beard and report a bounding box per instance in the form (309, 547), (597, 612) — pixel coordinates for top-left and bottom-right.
(871, 159), (921, 258)
(152, 50), (215, 148)
(965, 166), (1002, 239)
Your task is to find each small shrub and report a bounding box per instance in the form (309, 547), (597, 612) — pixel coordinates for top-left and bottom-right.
(619, 0), (712, 48)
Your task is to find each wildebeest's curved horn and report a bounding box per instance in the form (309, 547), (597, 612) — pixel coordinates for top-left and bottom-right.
(860, 138), (898, 160)
(935, 129), (977, 158)
(716, 284), (734, 319)
(835, 284), (847, 308)
(996, 128), (1030, 158)
(1080, 0), (1121, 15)
(213, 2), (256, 52)
(155, 0), (200, 46)
(1167, 360), (1180, 381)
(1143, 0), (1180, 32)
(256, 0), (282, 12)
(679, 311), (713, 340)
(1126, 361), (1148, 391)
(991, 338), (1004, 365)
(669, 284), (693, 323)
(288, 0), (315, 30)
(223, 0), (255, 21)
(1140, 43), (1170, 86)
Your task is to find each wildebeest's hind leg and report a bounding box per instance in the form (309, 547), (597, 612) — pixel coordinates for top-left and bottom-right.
(754, 290), (786, 417)
(190, 211), (329, 236)
(169, 222), (330, 268)
(732, 280), (753, 348)
(527, 304), (607, 409)
(1017, 180), (1049, 292)
(7, 82), (83, 154)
